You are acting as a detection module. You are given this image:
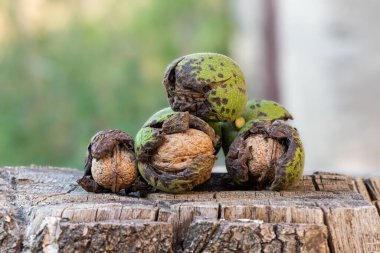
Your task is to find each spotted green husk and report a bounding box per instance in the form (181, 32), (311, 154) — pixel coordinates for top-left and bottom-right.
(225, 120), (304, 191)
(163, 53), (248, 122)
(135, 109), (220, 193)
(221, 99), (293, 154)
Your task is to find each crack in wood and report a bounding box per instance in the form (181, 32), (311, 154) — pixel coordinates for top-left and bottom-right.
(311, 174), (320, 191)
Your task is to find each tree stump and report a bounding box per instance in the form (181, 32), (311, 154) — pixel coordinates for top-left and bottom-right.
(1, 166), (380, 253)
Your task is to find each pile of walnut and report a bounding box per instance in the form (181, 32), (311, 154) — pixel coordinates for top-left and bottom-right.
(77, 53), (305, 194)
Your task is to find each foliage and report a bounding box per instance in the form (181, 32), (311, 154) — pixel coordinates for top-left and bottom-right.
(0, 0), (231, 168)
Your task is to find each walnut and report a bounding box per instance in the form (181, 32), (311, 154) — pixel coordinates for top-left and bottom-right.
(152, 129), (214, 171)
(92, 145), (137, 192)
(226, 120), (305, 190)
(244, 134), (286, 182)
(78, 130), (137, 193)
(135, 110), (219, 193)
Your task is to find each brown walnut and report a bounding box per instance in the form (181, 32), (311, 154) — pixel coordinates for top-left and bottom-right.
(136, 111), (219, 193)
(152, 128), (214, 172)
(92, 144), (137, 192)
(244, 134), (286, 183)
(226, 120), (305, 190)
(78, 129), (138, 193)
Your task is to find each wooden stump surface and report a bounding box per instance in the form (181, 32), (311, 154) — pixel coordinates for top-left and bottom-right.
(0, 166), (380, 253)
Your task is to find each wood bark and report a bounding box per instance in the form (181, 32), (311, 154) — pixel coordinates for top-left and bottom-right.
(1, 166), (380, 253)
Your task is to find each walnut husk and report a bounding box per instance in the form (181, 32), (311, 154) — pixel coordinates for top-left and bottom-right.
(226, 120), (304, 190)
(136, 112), (219, 193)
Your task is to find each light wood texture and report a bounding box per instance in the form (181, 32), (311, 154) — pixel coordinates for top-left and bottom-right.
(0, 166), (380, 252)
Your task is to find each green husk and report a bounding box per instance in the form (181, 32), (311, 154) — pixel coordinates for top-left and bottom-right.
(135, 109), (220, 193)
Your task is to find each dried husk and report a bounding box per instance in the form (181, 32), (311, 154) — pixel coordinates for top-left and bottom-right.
(77, 130), (141, 194)
(225, 120), (304, 190)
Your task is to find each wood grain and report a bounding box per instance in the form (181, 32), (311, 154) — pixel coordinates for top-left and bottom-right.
(0, 166), (379, 252)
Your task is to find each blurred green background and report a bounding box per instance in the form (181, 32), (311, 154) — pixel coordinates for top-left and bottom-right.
(0, 0), (231, 169)
(4, 1), (379, 176)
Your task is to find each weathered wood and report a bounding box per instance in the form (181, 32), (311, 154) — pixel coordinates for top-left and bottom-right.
(366, 178), (380, 201)
(1, 166), (380, 253)
(352, 177), (372, 202)
(312, 172), (354, 192)
(27, 218), (173, 253)
(183, 219), (329, 253)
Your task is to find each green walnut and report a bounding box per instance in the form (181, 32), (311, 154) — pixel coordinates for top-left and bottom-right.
(163, 53), (248, 122)
(135, 108), (220, 193)
(225, 120), (304, 190)
(221, 99), (293, 154)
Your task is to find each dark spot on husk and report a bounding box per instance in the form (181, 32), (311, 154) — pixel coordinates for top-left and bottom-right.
(232, 109), (236, 114)
(203, 85), (211, 93)
(208, 56), (213, 59)
(250, 105), (256, 110)
(218, 73), (224, 78)
(222, 98), (228, 105)
(209, 65), (216, 71)
(225, 108), (230, 113)
(221, 83), (227, 88)
(258, 111), (267, 117)
(229, 84), (233, 87)
(210, 97), (222, 106)
(221, 107), (225, 113)
(273, 103), (278, 106)
(256, 103), (261, 107)
(220, 62), (225, 66)
(211, 91), (217, 95)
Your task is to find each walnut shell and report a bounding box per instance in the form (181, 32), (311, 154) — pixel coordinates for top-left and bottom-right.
(245, 135), (286, 182)
(78, 129), (137, 193)
(152, 129), (214, 171)
(92, 145), (137, 193)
